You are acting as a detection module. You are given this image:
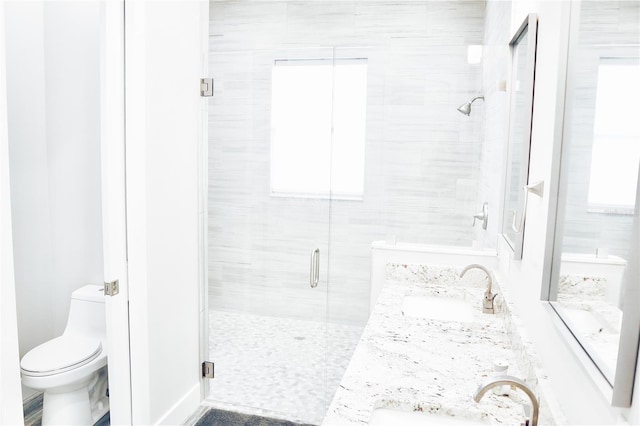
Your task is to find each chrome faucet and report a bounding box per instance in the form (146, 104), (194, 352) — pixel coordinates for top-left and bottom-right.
(459, 264), (497, 314)
(473, 375), (539, 426)
(473, 202), (489, 230)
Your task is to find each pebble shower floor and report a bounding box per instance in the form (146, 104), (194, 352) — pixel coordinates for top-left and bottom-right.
(206, 310), (363, 425)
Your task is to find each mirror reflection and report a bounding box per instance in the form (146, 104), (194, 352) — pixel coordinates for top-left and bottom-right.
(550, 0), (640, 384)
(502, 15), (537, 259)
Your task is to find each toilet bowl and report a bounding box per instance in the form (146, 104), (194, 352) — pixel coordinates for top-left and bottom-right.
(20, 285), (110, 425)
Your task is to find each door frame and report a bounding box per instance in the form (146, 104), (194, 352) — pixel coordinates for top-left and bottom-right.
(197, 3), (210, 402)
(0, 1), (25, 422)
(100, 1), (133, 424)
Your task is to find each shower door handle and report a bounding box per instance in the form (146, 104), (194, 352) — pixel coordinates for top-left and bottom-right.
(310, 248), (320, 288)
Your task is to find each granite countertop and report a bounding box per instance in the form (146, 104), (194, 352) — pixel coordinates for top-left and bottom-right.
(322, 264), (558, 426)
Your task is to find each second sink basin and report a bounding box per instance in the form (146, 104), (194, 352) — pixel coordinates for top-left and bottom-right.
(401, 295), (475, 322)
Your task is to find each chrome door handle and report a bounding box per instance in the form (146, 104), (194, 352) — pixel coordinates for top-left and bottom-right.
(310, 248), (320, 288)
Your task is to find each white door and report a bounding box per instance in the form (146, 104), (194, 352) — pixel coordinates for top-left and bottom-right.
(124, 1), (209, 424)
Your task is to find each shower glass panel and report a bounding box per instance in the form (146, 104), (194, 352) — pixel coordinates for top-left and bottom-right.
(206, 42), (336, 422)
(207, 2), (487, 423)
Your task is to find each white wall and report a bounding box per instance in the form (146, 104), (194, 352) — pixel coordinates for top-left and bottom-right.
(4, 0), (104, 399)
(0, 1), (26, 422)
(125, 1), (207, 423)
(489, 1), (640, 423)
(4, 1), (55, 359)
(41, 1), (104, 336)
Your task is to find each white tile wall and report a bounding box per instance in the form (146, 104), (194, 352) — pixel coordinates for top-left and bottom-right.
(208, 0), (488, 324)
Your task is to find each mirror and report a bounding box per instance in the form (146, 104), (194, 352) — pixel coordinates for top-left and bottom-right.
(502, 14), (538, 260)
(548, 0), (639, 406)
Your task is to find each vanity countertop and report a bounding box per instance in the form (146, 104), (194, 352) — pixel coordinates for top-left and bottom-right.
(322, 265), (558, 426)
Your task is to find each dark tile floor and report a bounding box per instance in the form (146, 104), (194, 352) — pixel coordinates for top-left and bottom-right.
(194, 408), (315, 426)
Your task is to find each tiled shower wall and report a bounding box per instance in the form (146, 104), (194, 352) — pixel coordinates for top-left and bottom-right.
(208, 1), (487, 324)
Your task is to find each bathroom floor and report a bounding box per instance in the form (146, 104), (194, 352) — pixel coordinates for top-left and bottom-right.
(207, 310), (363, 425)
(194, 408), (314, 426)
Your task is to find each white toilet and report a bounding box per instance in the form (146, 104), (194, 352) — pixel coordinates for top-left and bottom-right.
(20, 285), (110, 425)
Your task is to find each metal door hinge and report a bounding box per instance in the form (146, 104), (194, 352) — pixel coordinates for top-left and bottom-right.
(200, 78), (214, 97)
(104, 280), (119, 296)
(202, 361), (214, 379)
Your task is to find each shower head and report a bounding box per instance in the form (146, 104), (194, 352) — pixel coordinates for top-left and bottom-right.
(457, 96), (485, 116)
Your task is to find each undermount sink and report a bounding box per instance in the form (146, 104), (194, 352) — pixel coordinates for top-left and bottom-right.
(369, 407), (483, 426)
(401, 295), (475, 322)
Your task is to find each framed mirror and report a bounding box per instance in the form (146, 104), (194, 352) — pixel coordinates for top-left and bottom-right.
(502, 14), (538, 260)
(548, 0), (639, 406)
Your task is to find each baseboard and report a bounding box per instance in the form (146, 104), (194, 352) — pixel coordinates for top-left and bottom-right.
(156, 382), (201, 426)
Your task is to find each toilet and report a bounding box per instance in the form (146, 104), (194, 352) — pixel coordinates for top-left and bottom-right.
(20, 285), (110, 425)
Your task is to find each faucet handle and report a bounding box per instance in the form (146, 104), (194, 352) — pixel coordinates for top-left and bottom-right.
(472, 202), (489, 230)
(482, 291), (497, 314)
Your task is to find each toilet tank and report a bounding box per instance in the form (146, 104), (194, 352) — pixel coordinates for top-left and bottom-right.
(64, 285), (107, 339)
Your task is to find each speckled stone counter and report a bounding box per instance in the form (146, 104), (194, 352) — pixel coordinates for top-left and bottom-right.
(322, 264), (562, 426)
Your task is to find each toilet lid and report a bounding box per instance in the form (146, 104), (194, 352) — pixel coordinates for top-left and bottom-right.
(21, 335), (102, 376)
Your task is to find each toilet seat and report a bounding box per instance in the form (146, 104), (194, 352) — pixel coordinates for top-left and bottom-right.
(21, 335), (102, 377)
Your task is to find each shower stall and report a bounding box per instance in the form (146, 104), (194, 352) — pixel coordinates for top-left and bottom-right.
(205, 1), (487, 423)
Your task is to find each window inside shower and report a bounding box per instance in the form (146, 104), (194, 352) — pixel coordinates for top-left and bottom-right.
(271, 59), (367, 200)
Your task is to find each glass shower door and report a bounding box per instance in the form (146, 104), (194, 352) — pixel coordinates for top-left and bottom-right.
(206, 46), (336, 424)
